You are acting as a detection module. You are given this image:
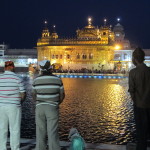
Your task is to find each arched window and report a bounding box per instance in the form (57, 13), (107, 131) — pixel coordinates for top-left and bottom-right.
(77, 53), (80, 59)
(56, 55), (58, 59)
(103, 32), (106, 35)
(82, 54), (84, 59)
(124, 53), (127, 60)
(67, 54), (70, 59)
(60, 55), (62, 59)
(52, 55), (55, 59)
(82, 54), (87, 59)
(114, 54), (121, 60)
(89, 53), (93, 59)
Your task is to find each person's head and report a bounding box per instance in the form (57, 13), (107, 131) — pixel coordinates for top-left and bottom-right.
(68, 128), (80, 141)
(4, 61), (15, 72)
(39, 60), (52, 74)
(132, 47), (145, 66)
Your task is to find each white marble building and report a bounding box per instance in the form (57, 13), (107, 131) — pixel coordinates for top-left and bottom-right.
(0, 44), (37, 67)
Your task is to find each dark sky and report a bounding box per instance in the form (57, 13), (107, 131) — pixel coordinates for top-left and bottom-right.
(1, 0), (150, 49)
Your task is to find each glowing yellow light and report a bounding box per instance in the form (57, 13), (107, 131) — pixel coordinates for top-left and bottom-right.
(51, 60), (56, 64)
(115, 45), (121, 50)
(88, 17), (92, 22)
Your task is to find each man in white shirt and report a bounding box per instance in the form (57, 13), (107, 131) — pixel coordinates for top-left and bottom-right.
(0, 61), (26, 150)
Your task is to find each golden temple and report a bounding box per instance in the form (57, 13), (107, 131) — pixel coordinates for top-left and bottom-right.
(37, 18), (131, 70)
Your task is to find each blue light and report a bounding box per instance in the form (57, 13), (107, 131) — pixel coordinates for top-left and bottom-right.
(54, 74), (127, 79)
(83, 76), (88, 78)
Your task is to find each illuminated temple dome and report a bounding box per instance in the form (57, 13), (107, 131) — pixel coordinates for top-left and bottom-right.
(37, 17), (132, 71)
(76, 18), (100, 39)
(76, 18), (115, 43)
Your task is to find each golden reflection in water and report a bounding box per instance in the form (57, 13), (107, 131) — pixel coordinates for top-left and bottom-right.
(59, 78), (134, 144)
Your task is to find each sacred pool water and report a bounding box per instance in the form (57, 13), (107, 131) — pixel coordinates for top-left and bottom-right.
(21, 74), (136, 145)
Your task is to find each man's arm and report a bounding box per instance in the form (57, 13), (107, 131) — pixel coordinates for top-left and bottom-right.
(128, 70), (135, 102)
(32, 91), (37, 101)
(18, 78), (26, 104)
(32, 82), (37, 101)
(59, 81), (65, 104)
(20, 92), (26, 104)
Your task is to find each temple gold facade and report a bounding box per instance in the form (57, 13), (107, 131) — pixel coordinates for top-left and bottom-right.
(37, 18), (129, 70)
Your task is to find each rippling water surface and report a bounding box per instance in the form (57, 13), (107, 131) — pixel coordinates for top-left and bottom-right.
(21, 75), (136, 144)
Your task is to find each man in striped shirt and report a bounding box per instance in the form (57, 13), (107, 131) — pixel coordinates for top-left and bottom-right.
(32, 60), (65, 150)
(0, 61), (26, 150)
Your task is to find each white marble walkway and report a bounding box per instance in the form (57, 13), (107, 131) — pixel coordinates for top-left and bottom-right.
(6, 138), (150, 150)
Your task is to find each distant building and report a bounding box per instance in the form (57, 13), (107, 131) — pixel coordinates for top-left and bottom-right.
(143, 49), (150, 67)
(0, 44), (37, 68)
(37, 18), (133, 71)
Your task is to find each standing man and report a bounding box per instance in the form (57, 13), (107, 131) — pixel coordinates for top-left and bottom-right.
(128, 48), (150, 150)
(0, 61), (26, 150)
(32, 60), (65, 150)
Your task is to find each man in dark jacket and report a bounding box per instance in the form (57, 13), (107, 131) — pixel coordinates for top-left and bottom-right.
(128, 48), (150, 150)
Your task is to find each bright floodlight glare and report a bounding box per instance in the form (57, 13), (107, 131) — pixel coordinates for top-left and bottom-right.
(104, 19), (107, 22)
(117, 18), (120, 22)
(115, 45), (121, 50)
(88, 17), (92, 22)
(44, 21), (47, 24)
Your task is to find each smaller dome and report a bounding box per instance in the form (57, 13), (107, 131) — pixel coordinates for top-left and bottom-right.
(113, 23), (124, 32)
(76, 18), (100, 39)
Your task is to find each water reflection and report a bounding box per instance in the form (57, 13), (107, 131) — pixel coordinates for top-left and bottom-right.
(20, 75), (135, 144)
(59, 78), (135, 144)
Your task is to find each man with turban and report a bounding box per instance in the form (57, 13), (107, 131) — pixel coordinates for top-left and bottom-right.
(32, 60), (65, 150)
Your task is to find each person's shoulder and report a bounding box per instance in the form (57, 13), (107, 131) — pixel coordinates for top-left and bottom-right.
(36, 74), (61, 80)
(129, 68), (136, 74)
(144, 65), (150, 70)
(51, 75), (63, 82)
(5, 72), (21, 79)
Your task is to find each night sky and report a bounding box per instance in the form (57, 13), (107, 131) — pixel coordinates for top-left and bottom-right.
(1, 0), (150, 49)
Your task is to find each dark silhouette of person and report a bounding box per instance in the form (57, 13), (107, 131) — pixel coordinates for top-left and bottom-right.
(128, 47), (150, 150)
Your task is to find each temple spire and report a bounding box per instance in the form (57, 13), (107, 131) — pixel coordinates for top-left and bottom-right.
(88, 17), (92, 26)
(51, 25), (58, 39)
(53, 25), (56, 32)
(42, 20), (50, 37)
(104, 18), (107, 26)
(117, 18), (121, 23)
(44, 20), (48, 29)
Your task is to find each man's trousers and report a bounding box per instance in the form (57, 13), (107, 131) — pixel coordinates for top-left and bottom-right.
(134, 106), (150, 150)
(0, 105), (21, 150)
(35, 104), (60, 150)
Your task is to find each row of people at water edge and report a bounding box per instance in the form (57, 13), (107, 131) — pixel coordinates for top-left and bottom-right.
(0, 59), (65, 150)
